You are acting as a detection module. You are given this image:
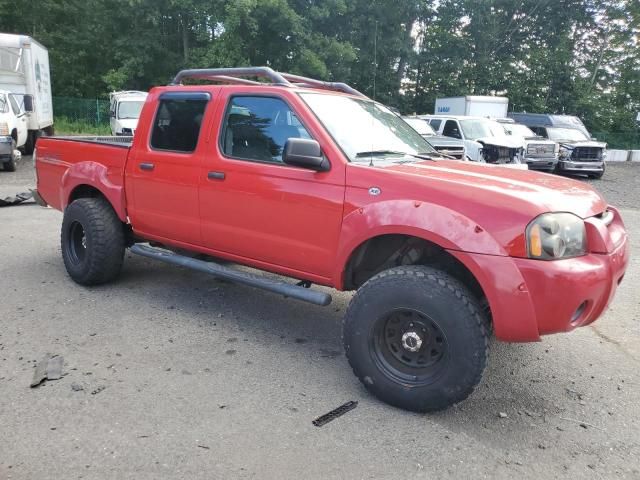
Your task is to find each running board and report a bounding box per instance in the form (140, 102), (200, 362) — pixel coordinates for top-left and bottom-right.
(129, 244), (332, 306)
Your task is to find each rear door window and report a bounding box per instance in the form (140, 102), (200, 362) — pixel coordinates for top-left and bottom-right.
(443, 120), (462, 139)
(150, 93), (209, 153)
(429, 119), (442, 131)
(221, 96), (311, 164)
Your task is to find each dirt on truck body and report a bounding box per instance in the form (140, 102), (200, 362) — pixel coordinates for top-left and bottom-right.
(34, 67), (630, 412)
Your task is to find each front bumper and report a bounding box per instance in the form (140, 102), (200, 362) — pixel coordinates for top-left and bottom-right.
(450, 209), (629, 342)
(523, 156), (558, 171)
(0, 135), (13, 159)
(558, 160), (604, 173)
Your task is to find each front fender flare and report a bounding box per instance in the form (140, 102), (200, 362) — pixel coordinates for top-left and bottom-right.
(60, 161), (126, 221)
(334, 199), (507, 288)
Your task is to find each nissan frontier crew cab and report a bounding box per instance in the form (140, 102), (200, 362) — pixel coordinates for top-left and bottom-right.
(34, 68), (629, 412)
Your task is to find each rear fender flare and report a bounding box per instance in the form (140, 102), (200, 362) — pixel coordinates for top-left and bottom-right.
(334, 199), (507, 289)
(60, 161), (126, 221)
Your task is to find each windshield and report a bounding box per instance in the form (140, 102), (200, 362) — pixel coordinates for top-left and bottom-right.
(0, 94), (7, 114)
(118, 100), (145, 120)
(546, 127), (589, 142)
(459, 119), (508, 141)
(403, 118), (436, 136)
(503, 123), (536, 138)
(300, 93), (436, 162)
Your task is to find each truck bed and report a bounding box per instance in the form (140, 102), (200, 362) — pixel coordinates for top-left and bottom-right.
(36, 135), (132, 215)
(49, 135), (133, 147)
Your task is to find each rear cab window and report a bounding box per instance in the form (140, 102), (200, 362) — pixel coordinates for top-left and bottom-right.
(150, 92), (209, 153)
(220, 96), (311, 164)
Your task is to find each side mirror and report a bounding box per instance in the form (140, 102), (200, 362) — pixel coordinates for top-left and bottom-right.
(23, 95), (34, 113)
(110, 110), (116, 118)
(283, 138), (329, 172)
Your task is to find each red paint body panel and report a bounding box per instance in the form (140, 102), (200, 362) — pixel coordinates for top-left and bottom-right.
(36, 139), (129, 220)
(35, 83), (630, 343)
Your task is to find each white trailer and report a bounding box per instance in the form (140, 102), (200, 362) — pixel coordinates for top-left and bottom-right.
(435, 96), (508, 118)
(0, 33), (53, 153)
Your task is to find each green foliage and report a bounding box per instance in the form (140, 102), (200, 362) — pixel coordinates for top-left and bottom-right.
(54, 117), (111, 136)
(0, 0), (638, 138)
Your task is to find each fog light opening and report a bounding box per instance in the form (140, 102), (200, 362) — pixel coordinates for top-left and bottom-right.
(570, 301), (588, 325)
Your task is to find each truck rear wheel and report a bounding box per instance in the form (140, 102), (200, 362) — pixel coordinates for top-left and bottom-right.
(23, 131), (38, 155)
(343, 266), (489, 412)
(61, 197), (125, 285)
(3, 139), (17, 172)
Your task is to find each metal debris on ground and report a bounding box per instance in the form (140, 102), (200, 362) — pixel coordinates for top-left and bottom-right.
(312, 401), (358, 427)
(0, 191), (33, 207)
(30, 354), (64, 387)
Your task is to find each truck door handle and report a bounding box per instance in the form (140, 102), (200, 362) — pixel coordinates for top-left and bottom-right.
(207, 171), (225, 180)
(139, 162), (155, 171)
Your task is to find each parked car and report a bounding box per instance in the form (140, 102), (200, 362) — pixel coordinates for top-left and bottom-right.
(422, 115), (524, 164)
(109, 91), (148, 136)
(402, 116), (466, 159)
(0, 33), (54, 153)
(0, 89), (27, 171)
(34, 67), (629, 413)
(497, 119), (558, 172)
(508, 113), (606, 179)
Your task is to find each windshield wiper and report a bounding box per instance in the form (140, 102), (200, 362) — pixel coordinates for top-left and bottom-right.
(355, 150), (438, 162)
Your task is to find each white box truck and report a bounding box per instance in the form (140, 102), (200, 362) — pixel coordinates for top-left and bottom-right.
(435, 96), (508, 118)
(0, 33), (54, 153)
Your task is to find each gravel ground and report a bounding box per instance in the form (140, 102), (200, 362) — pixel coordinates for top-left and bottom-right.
(1, 158), (639, 479)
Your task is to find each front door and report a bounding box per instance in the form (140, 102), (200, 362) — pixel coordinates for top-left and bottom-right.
(125, 91), (210, 246)
(199, 93), (345, 281)
(8, 94), (27, 146)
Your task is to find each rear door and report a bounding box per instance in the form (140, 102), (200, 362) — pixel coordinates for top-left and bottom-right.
(198, 92), (346, 281)
(125, 91), (210, 246)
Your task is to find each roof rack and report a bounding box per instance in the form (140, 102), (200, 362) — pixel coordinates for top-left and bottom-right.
(170, 67), (366, 97)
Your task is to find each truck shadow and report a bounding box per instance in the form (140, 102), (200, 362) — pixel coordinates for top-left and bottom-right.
(114, 253), (617, 450)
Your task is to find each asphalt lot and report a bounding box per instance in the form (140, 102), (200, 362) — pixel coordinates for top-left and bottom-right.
(1, 157), (639, 479)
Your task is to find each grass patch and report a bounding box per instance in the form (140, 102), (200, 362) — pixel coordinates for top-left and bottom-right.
(53, 117), (111, 136)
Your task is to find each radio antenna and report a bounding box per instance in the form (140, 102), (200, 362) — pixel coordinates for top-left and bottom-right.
(370, 20), (378, 168)
(373, 20), (378, 103)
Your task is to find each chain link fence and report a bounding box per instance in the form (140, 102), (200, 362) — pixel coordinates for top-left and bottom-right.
(592, 131), (640, 150)
(52, 97), (110, 127)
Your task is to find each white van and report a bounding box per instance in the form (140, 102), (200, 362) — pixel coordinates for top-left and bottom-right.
(109, 91), (148, 136)
(0, 89), (27, 171)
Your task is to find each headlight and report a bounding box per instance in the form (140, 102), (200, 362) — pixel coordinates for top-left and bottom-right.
(0, 122), (8, 136)
(526, 213), (587, 260)
(558, 147), (571, 159)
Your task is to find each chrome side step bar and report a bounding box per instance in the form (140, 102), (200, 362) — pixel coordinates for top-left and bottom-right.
(130, 244), (332, 306)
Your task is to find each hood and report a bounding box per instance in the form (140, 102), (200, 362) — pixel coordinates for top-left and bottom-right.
(559, 140), (607, 149)
(475, 136), (524, 149)
(424, 135), (465, 147)
(115, 118), (139, 130)
(366, 159), (606, 220)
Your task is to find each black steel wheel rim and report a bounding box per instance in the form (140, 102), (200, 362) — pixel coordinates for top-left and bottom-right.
(68, 221), (87, 265)
(370, 308), (449, 384)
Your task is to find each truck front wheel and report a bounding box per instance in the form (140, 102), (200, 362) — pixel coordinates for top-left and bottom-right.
(343, 266), (489, 412)
(61, 197), (125, 285)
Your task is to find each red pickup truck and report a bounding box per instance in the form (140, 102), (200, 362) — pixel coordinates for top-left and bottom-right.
(34, 68), (629, 412)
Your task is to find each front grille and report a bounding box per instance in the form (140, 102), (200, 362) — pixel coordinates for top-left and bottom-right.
(572, 147), (602, 162)
(434, 146), (465, 159)
(527, 143), (555, 157)
(483, 145), (518, 163)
